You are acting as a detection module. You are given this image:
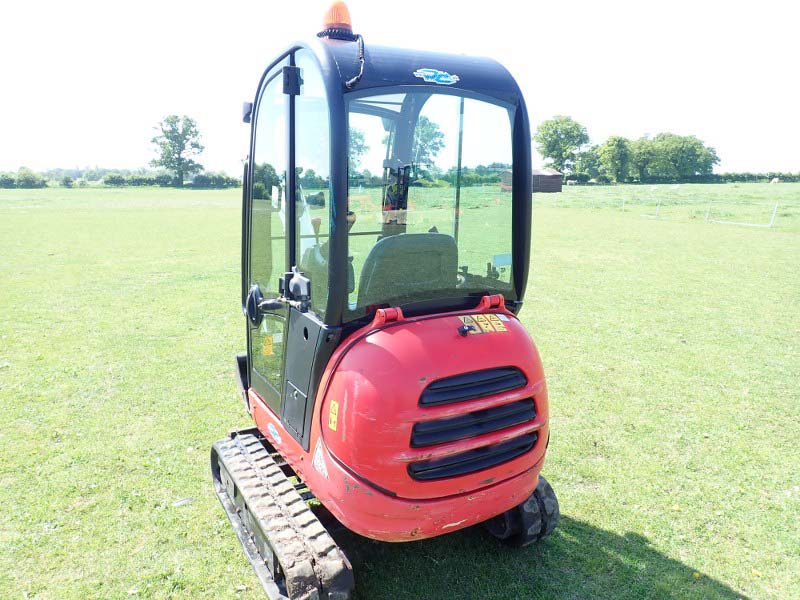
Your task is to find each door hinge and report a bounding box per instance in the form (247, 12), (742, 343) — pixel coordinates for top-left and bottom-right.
(369, 307), (404, 328)
(477, 294), (506, 310)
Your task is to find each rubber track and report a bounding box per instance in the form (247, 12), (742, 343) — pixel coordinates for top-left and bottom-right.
(484, 474), (559, 547)
(214, 434), (353, 599)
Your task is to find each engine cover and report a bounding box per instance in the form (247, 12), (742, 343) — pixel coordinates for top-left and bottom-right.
(320, 307), (549, 500)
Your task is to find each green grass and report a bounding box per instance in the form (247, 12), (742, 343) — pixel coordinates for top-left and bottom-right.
(550, 182), (800, 231)
(1, 184), (799, 599)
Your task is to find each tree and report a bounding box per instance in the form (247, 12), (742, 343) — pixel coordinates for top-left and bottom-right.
(597, 136), (632, 183)
(61, 175), (74, 188)
(533, 116), (590, 174)
(298, 168), (326, 190)
(630, 134), (719, 182)
(573, 147), (602, 182)
(411, 116), (445, 174)
(0, 173), (15, 188)
(630, 137), (657, 182)
(191, 172), (240, 189)
(103, 173), (126, 186)
(15, 167), (47, 189)
(150, 115), (204, 187)
(653, 133), (718, 180)
(253, 162), (281, 199)
(348, 128), (368, 173)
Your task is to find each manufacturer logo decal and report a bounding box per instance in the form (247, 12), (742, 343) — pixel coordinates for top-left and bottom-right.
(267, 422), (282, 444)
(413, 68), (460, 85)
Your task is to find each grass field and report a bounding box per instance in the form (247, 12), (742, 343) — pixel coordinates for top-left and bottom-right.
(545, 183), (800, 231)
(1, 183), (799, 599)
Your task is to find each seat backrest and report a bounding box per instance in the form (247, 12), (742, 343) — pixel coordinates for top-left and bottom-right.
(357, 233), (458, 308)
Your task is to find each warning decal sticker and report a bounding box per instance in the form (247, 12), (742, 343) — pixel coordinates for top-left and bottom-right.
(328, 400), (339, 431)
(457, 314), (508, 334)
(474, 314), (495, 333)
(458, 315), (481, 334)
(312, 439), (329, 479)
(487, 314), (507, 332)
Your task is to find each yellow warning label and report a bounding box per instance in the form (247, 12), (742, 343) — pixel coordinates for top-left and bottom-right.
(458, 315), (481, 334)
(262, 336), (274, 356)
(474, 314), (495, 333)
(328, 400), (339, 431)
(487, 314), (507, 332)
(457, 314), (508, 334)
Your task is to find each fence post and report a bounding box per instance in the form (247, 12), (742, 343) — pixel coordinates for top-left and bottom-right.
(768, 203), (779, 228)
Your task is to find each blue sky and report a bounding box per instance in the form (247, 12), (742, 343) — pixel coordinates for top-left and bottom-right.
(1, 0), (797, 174)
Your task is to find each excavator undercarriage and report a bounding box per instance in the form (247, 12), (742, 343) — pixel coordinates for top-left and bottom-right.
(211, 430), (354, 600)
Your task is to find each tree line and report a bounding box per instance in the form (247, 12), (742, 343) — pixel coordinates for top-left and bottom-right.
(532, 115), (798, 184)
(348, 117), (509, 188)
(348, 164), (510, 189)
(0, 167), (240, 189)
(1, 115), (240, 190)
(5, 113), (796, 190)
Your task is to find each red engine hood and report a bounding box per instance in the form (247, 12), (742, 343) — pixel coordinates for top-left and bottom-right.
(319, 306), (549, 500)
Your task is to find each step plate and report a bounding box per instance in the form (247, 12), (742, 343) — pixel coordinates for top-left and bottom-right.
(211, 431), (354, 600)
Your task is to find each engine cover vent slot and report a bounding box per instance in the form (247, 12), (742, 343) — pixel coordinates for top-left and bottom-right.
(411, 398), (535, 448)
(419, 367), (526, 406)
(407, 433), (537, 481)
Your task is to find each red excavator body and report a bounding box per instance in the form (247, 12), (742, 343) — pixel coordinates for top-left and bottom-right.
(211, 4), (559, 598)
(248, 296), (549, 542)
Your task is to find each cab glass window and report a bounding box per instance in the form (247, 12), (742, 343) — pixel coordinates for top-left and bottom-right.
(346, 92), (514, 320)
(250, 62), (288, 392)
(294, 50), (331, 318)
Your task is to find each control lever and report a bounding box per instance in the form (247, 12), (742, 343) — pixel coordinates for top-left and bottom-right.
(311, 217), (321, 244)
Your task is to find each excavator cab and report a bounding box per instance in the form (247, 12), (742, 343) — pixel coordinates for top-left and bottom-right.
(215, 4), (558, 599)
(241, 48), (533, 443)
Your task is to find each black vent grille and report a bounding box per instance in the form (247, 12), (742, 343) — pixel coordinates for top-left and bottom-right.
(419, 367), (526, 407)
(408, 433), (537, 481)
(411, 398), (535, 448)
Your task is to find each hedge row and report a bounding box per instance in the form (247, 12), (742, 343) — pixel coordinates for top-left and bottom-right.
(102, 173), (240, 188)
(0, 168), (48, 189)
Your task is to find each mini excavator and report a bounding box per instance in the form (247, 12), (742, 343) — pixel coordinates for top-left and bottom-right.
(211, 4), (559, 598)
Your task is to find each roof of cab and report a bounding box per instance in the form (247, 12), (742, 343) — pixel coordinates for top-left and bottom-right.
(300, 38), (523, 105)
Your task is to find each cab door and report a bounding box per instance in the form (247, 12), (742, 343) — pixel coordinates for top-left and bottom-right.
(246, 61), (289, 413)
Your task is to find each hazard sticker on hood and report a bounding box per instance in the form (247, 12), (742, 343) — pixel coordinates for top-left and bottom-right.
(458, 313), (508, 333)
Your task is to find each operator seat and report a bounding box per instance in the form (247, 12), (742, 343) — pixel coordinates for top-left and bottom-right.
(357, 232), (458, 308)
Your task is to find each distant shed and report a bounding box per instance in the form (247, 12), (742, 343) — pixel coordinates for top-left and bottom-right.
(500, 168), (562, 193)
(500, 170), (513, 192)
(533, 168), (562, 193)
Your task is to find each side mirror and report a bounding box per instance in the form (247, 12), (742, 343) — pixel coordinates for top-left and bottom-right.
(244, 284), (264, 326)
(242, 102), (253, 124)
(244, 284), (283, 327)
